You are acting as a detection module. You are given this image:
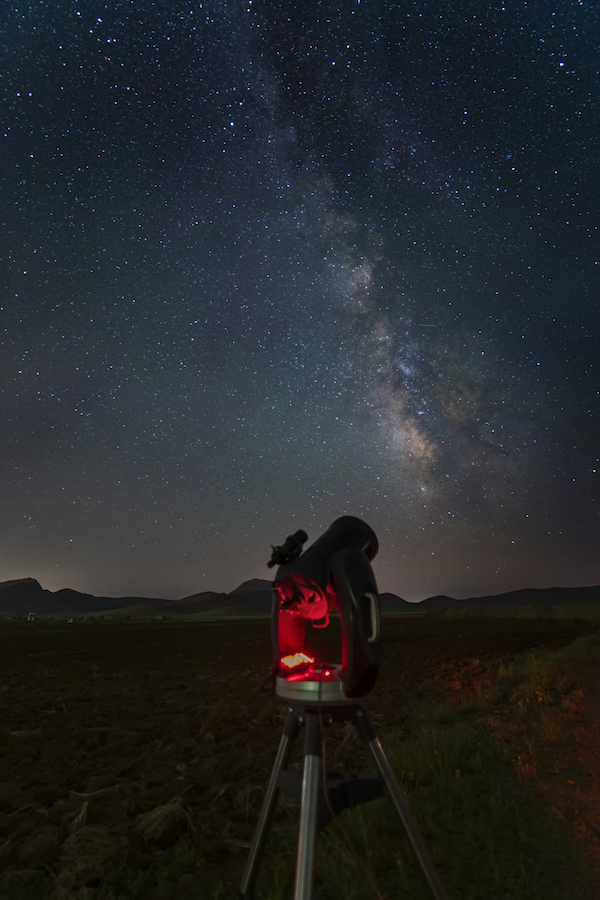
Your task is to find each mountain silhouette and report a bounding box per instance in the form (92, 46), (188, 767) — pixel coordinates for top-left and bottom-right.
(0, 577), (598, 620)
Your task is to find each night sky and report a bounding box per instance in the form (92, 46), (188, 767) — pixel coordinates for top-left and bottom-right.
(2, 1), (599, 602)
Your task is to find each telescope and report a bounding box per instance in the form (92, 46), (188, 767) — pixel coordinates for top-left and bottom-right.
(238, 516), (447, 900)
(268, 515), (381, 702)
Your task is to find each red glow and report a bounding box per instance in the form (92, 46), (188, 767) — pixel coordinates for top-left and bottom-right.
(280, 652), (315, 669)
(276, 574), (332, 624)
(286, 664), (338, 683)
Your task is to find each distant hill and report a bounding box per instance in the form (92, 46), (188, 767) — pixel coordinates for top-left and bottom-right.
(412, 585), (600, 611)
(0, 577), (598, 620)
(0, 578), (273, 619)
(165, 591), (228, 616)
(0, 578), (172, 618)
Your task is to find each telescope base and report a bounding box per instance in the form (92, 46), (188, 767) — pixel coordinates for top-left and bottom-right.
(275, 662), (357, 705)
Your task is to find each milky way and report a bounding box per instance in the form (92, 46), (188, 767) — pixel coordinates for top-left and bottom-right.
(1, 2), (598, 600)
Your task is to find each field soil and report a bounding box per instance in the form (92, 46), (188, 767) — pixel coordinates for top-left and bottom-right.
(1, 616), (599, 899)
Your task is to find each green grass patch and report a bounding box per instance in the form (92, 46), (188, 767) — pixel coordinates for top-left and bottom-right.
(255, 700), (595, 899)
(253, 630), (600, 899)
(555, 630), (600, 663)
(381, 610), (427, 618)
(429, 603), (600, 620)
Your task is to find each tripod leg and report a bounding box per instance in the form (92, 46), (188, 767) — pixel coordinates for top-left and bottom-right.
(355, 710), (449, 900)
(238, 710), (299, 899)
(294, 711), (322, 900)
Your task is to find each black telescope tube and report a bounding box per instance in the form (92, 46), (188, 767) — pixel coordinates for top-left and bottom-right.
(300, 516), (378, 565)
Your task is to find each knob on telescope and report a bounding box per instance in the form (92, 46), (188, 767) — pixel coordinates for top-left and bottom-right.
(267, 530), (308, 568)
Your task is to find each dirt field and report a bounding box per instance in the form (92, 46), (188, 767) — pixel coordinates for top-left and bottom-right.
(1, 616), (599, 899)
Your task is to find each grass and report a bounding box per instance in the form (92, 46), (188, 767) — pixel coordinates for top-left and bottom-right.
(430, 603), (600, 621)
(134, 798), (196, 843)
(254, 709), (595, 899)
(535, 708), (563, 742)
(21, 611), (428, 623)
(250, 632), (600, 900)
(11, 603), (600, 624)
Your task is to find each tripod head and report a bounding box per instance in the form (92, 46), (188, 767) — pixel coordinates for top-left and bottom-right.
(268, 516), (381, 700)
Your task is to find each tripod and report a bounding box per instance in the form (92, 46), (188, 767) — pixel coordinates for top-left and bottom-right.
(238, 693), (448, 900)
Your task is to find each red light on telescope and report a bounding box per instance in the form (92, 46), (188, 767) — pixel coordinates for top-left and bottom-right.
(280, 652), (315, 669)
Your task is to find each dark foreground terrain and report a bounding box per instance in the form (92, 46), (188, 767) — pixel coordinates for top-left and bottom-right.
(1, 616), (600, 899)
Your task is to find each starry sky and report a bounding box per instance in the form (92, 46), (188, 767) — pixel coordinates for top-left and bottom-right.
(2, 1), (599, 602)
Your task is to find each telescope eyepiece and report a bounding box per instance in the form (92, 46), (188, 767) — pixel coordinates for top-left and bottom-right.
(267, 529), (308, 568)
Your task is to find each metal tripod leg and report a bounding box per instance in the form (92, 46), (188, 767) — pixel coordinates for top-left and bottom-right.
(238, 710), (299, 899)
(355, 709), (449, 900)
(294, 712), (322, 900)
